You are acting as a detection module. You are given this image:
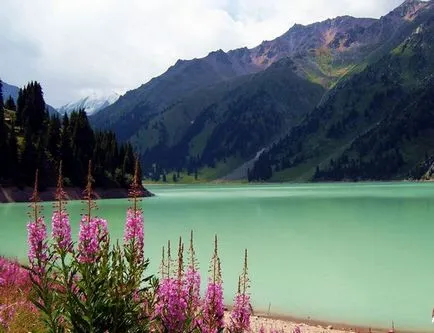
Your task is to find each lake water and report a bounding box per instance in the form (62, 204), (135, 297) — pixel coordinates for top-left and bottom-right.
(1, 182), (434, 331)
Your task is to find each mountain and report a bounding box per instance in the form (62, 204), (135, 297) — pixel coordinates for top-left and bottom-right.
(58, 92), (120, 115)
(2, 82), (20, 101)
(1, 81), (58, 115)
(92, 0), (434, 182)
(250, 0), (434, 182)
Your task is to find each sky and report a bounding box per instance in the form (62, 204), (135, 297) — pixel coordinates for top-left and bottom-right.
(0, 0), (407, 107)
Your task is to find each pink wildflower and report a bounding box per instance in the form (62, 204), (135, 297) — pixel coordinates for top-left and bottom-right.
(185, 231), (201, 321)
(0, 304), (16, 329)
(124, 208), (144, 260)
(199, 280), (224, 333)
(293, 325), (301, 333)
(77, 216), (108, 263)
(230, 293), (251, 332)
(51, 210), (72, 252)
(184, 266), (201, 316)
(27, 217), (48, 270)
(0, 257), (29, 288)
(155, 277), (187, 332)
(259, 325), (266, 333)
(198, 235), (224, 333)
(230, 249), (251, 332)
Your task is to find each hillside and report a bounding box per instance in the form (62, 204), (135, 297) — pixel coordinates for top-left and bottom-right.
(92, 0), (434, 182)
(250, 2), (434, 182)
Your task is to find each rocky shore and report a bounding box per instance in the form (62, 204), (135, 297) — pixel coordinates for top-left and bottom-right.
(0, 185), (154, 203)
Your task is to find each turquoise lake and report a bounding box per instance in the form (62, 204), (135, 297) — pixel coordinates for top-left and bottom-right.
(1, 182), (434, 331)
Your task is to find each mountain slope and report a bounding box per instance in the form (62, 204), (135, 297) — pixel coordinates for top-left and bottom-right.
(93, 0), (434, 182)
(249, 3), (434, 182)
(2, 82), (19, 101)
(128, 58), (325, 179)
(58, 92), (120, 115)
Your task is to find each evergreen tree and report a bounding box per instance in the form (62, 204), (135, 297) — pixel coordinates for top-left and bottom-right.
(5, 96), (16, 111)
(1, 81), (141, 191)
(20, 132), (38, 185)
(0, 80), (7, 179)
(19, 82), (47, 138)
(6, 129), (18, 181)
(16, 88), (24, 126)
(47, 114), (61, 161)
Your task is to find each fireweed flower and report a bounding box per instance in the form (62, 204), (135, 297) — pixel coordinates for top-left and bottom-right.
(230, 249), (251, 332)
(77, 216), (108, 263)
(0, 257), (29, 288)
(184, 266), (201, 315)
(27, 217), (48, 270)
(199, 235), (224, 333)
(51, 210), (72, 252)
(200, 279), (224, 333)
(124, 208), (144, 261)
(155, 239), (189, 332)
(155, 277), (187, 332)
(184, 231), (201, 324)
(230, 293), (251, 332)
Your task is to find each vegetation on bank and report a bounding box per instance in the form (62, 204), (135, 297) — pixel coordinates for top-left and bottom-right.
(0, 80), (141, 191)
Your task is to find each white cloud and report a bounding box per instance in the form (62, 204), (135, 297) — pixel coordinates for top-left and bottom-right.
(0, 0), (405, 107)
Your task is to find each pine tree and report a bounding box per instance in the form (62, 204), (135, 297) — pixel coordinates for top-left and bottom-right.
(5, 96), (16, 111)
(60, 113), (73, 184)
(6, 129), (18, 181)
(20, 132), (38, 185)
(47, 114), (61, 161)
(16, 88), (24, 126)
(0, 80), (7, 179)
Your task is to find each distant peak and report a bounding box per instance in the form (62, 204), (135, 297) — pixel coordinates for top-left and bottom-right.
(208, 49), (226, 56)
(387, 0), (430, 19)
(292, 23), (305, 29)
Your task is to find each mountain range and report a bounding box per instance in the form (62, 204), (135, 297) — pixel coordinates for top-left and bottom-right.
(91, 0), (434, 182)
(58, 92), (120, 115)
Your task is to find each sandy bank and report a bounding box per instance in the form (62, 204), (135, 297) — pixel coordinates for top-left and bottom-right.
(0, 185), (154, 203)
(224, 312), (418, 333)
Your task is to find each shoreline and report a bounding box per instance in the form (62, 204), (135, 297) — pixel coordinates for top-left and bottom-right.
(244, 311), (428, 333)
(0, 185), (154, 203)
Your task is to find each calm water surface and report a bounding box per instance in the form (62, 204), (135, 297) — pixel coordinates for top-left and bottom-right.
(1, 182), (434, 330)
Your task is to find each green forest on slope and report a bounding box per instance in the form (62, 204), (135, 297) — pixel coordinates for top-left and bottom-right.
(250, 12), (434, 182)
(0, 81), (140, 190)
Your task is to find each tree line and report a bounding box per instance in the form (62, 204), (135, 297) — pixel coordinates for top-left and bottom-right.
(0, 80), (140, 189)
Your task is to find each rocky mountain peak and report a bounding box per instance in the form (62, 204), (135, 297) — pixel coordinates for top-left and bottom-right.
(386, 0), (431, 21)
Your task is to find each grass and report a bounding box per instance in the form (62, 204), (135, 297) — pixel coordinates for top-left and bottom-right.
(143, 157), (246, 184)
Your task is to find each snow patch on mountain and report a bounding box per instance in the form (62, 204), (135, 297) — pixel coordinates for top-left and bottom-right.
(58, 92), (120, 115)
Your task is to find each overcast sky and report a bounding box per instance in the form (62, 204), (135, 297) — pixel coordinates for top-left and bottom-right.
(0, 0), (406, 107)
